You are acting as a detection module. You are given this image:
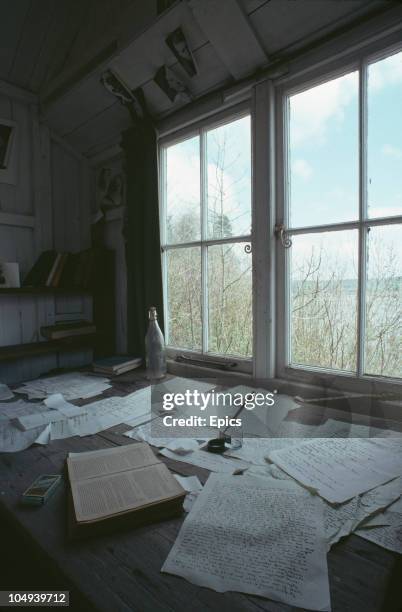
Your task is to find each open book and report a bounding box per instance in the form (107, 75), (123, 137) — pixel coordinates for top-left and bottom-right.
(67, 443), (185, 538)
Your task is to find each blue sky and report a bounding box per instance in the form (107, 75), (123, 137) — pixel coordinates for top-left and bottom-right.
(289, 51), (402, 226)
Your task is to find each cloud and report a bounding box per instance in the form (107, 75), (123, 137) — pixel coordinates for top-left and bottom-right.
(368, 205), (402, 218)
(290, 72), (358, 146)
(369, 51), (402, 92)
(292, 158), (313, 180)
(381, 144), (402, 161)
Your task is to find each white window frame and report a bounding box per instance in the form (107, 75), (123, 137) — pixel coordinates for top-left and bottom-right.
(158, 101), (254, 374)
(275, 41), (402, 394)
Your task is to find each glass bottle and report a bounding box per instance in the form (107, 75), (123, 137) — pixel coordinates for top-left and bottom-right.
(145, 306), (167, 380)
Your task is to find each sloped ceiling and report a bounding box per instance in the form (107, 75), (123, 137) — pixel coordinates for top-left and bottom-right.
(0, 0), (399, 158)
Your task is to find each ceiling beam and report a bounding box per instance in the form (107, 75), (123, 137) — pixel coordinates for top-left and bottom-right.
(188, 0), (268, 79)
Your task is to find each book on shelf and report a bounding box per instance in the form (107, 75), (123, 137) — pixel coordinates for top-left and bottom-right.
(23, 250), (58, 287)
(92, 355), (142, 375)
(22, 248), (109, 290)
(67, 443), (185, 538)
(40, 320), (96, 340)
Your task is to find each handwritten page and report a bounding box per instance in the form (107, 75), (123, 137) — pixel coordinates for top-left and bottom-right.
(269, 438), (402, 503)
(49, 387), (152, 440)
(160, 448), (249, 474)
(162, 473), (331, 610)
(15, 410), (66, 431)
(225, 437), (310, 465)
(15, 372), (111, 400)
(324, 477), (402, 548)
(357, 496), (402, 554)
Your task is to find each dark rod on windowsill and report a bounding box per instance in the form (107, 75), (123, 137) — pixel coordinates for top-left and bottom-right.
(175, 354), (237, 370)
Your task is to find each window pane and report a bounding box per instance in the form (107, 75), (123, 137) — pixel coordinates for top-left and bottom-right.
(365, 225), (402, 378)
(206, 115), (251, 239)
(290, 231), (358, 371)
(288, 72), (359, 228)
(208, 242), (252, 357)
(368, 52), (402, 219)
(166, 136), (200, 244)
(166, 248), (201, 350)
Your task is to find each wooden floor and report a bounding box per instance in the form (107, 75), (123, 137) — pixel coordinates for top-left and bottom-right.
(1, 374), (401, 612)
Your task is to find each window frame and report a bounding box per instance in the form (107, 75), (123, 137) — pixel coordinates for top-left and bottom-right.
(158, 101), (254, 373)
(276, 45), (402, 393)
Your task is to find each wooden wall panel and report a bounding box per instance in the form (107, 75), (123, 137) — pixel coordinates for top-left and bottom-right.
(0, 88), (93, 384)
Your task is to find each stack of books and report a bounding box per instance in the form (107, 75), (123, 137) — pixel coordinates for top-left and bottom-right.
(92, 355), (142, 376)
(67, 443), (185, 538)
(40, 320), (96, 340)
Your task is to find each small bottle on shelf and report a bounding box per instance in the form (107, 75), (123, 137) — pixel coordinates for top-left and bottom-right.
(145, 306), (167, 380)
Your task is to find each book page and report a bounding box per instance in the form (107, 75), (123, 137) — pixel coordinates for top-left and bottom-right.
(72, 462), (184, 522)
(269, 438), (402, 503)
(68, 442), (160, 482)
(162, 473), (331, 611)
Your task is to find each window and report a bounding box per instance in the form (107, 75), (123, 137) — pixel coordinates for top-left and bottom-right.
(160, 113), (253, 361)
(283, 50), (402, 381)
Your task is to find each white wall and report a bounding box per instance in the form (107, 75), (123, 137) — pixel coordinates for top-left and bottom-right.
(0, 83), (92, 383)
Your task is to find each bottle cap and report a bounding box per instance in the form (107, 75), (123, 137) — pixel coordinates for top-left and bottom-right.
(148, 306), (157, 320)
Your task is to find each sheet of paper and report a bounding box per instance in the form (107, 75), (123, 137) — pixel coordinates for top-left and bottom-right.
(0, 421), (50, 452)
(0, 383), (14, 401)
(226, 386), (296, 436)
(324, 477), (402, 548)
(15, 372), (111, 400)
(174, 475), (204, 513)
(123, 415), (216, 448)
(164, 439), (202, 454)
(356, 496), (402, 554)
(0, 399), (45, 421)
(50, 387), (152, 440)
(160, 448), (249, 474)
(44, 394), (88, 418)
(15, 410), (66, 430)
(173, 474), (203, 493)
(225, 437), (311, 465)
(162, 473), (331, 610)
(269, 438), (402, 503)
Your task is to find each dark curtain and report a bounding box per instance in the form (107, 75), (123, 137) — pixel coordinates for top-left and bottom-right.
(121, 119), (164, 358)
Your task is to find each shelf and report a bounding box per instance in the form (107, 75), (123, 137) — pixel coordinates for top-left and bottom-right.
(0, 335), (98, 362)
(0, 287), (92, 296)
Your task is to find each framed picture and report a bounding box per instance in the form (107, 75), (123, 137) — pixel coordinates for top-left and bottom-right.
(0, 262), (20, 288)
(0, 119), (17, 185)
(154, 65), (190, 103)
(165, 28), (198, 77)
